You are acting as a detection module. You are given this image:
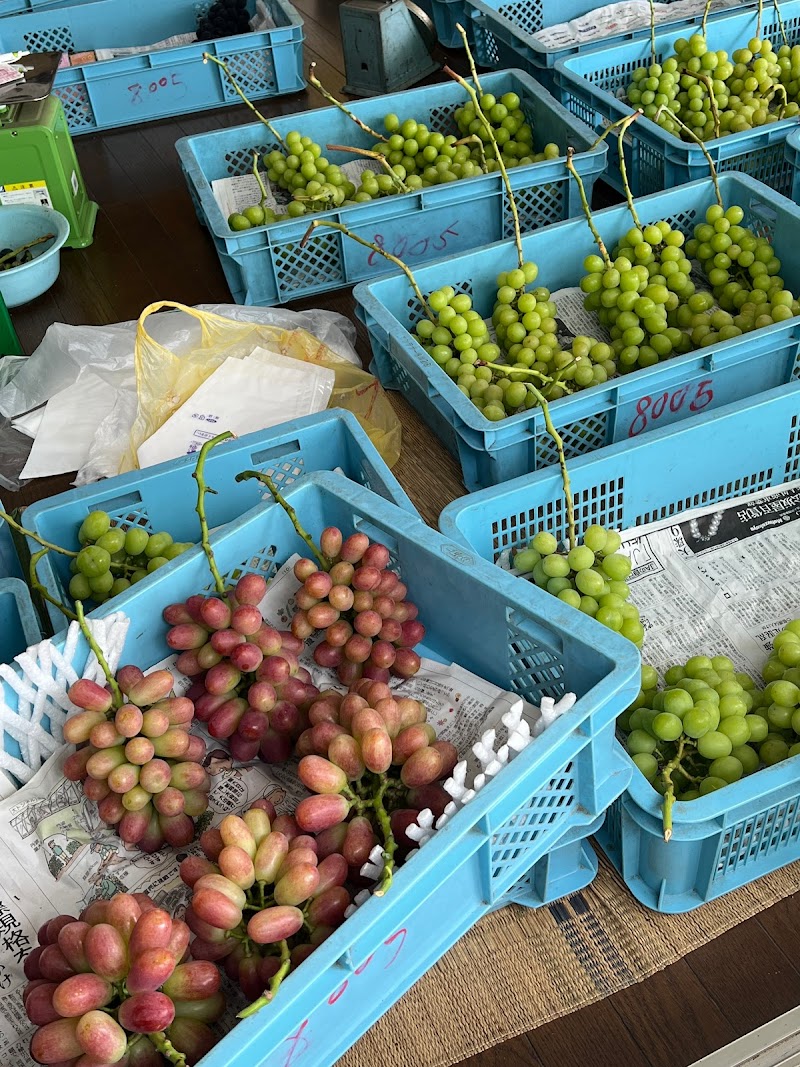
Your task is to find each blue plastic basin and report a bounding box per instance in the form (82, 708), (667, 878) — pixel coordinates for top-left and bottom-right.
(0, 205), (70, 308)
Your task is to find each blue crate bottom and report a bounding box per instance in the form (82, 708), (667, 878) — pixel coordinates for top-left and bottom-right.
(597, 784), (800, 914)
(497, 811), (601, 910)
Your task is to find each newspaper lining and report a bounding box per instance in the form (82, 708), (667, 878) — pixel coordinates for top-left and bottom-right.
(533, 0), (741, 51)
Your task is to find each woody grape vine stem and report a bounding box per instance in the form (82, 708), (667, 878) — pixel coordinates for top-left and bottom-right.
(235, 469), (332, 572)
(325, 143), (410, 192)
(445, 24), (524, 273)
(300, 219), (437, 322)
(655, 105), (723, 207)
(193, 431), (235, 596)
(616, 112), (643, 229)
(202, 54), (288, 151)
(661, 737), (687, 841)
(0, 234), (56, 267)
(567, 148), (612, 268)
(308, 63), (388, 142)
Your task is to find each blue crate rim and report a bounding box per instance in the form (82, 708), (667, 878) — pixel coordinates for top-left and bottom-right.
(355, 170), (797, 436)
(175, 67), (606, 244)
(21, 409), (415, 634)
(437, 379), (800, 539)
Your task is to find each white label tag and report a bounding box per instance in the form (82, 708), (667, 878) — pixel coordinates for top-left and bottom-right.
(0, 180), (52, 208)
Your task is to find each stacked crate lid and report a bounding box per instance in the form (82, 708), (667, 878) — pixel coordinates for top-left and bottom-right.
(0, 0), (304, 134)
(440, 381), (800, 913)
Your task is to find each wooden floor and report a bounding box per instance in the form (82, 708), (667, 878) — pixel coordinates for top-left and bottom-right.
(5, 2), (800, 1065)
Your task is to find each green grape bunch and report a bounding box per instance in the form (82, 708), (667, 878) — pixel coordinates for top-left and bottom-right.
(619, 626), (800, 837)
(512, 523), (644, 647)
(625, 32), (800, 143)
(411, 259), (617, 422)
(227, 90), (563, 233)
(68, 509), (192, 608)
(682, 204), (800, 346)
(581, 219), (695, 373)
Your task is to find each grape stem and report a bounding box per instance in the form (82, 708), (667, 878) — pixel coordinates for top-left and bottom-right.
(454, 134), (488, 173)
(235, 469), (332, 572)
(325, 144), (410, 192)
(194, 431), (235, 596)
(0, 233), (56, 267)
(588, 113), (643, 152)
(252, 151), (271, 210)
(458, 23), (484, 95)
(774, 0), (789, 47)
(202, 53), (288, 151)
(299, 218), (436, 323)
(681, 70), (720, 139)
(147, 1031), (188, 1067)
(648, 0), (656, 67)
(766, 81), (788, 120)
(757, 0), (763, 39)
(371, 775), (397, 897)
(29, 546), (77, 623)
(702, 0), (713, 38)
(477, 359), (555, 384)
(238, 939), (291, 1018)
(654, 105), (723, 208)
(0, 509), (77, 557)
(616, 111), (644, 229)
(566, 147), (612, 269)
(445, 35), (524, 273)
(527, 386), (576, 551)
(660, 737), (687, 842)
(76, 599), (123, 708)
(308, 62), (388, 142)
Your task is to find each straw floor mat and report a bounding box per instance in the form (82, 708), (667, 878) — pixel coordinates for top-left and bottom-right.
(340, 850), (800, 1067)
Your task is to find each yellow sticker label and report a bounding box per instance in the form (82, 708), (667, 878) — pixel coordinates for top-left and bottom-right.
(3, 181), (47, 191)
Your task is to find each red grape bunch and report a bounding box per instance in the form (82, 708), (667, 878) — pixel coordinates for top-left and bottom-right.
(63, 668), (210, 852)
(294, 526), (425, 687)
(293, 680), (457, 882)
(25, 892), (224, 1066)
(181, 800), (354, 1006)
(163, 573), (321, 765)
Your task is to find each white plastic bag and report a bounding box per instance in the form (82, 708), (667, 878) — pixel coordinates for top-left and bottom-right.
(0, 305), (361, 486)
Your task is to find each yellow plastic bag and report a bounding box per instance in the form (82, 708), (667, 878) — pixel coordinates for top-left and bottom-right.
(123, 301), (401, 471)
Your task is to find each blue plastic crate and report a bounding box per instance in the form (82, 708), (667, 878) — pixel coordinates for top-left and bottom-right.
(440, 382), (800, 912)
(0, 0), (304, 135)
(175, 69), (607, 306)
(554, 1), (800, 198)
(354, 172), (800, 491)
(0, 577), (41, 662)
(22, 410), (414, 634)
(423, 0), (471, 48)
(52, 467), (633, 1064)
(466, 0), (754, 95)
